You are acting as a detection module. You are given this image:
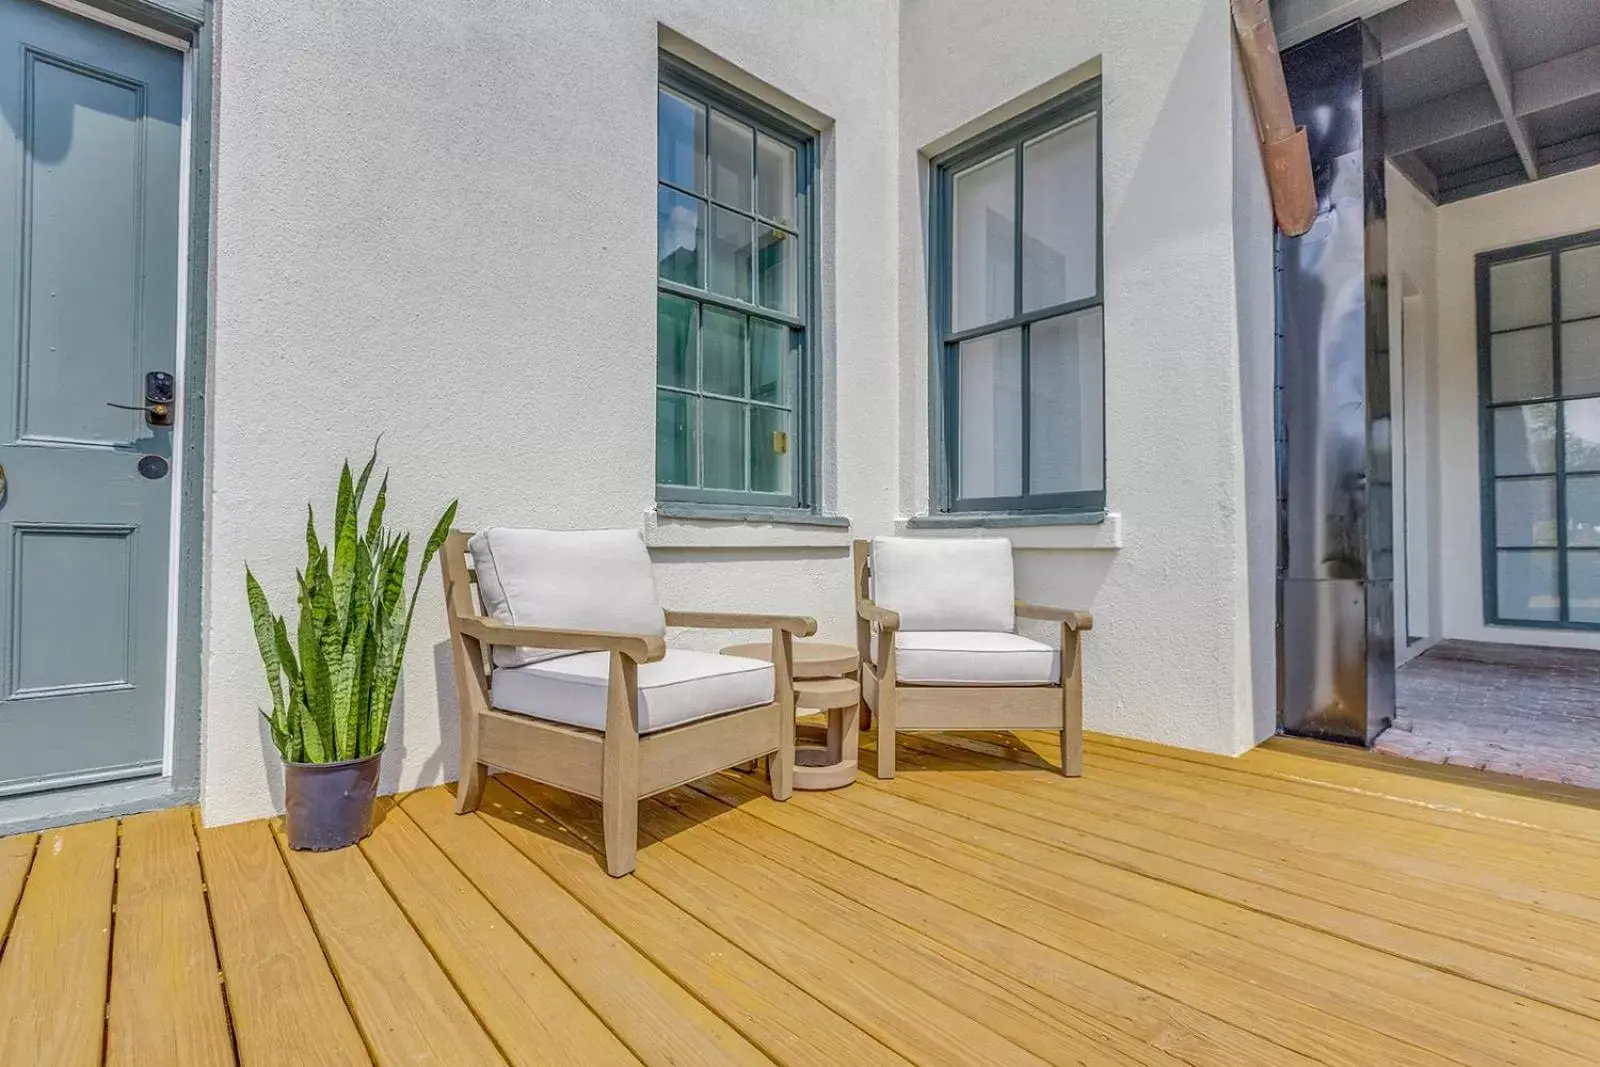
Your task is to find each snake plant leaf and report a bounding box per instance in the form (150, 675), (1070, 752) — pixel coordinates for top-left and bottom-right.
(353, 444), (378, 511)
(364, 471), (388, 547)
(330, 461), (357, 637)
(297, 566), (333, 764)
(273, 616), (304, 763)
(245, 568), (284, 735)
(334, 537), (374, 759)
(305, 505), (320, 565)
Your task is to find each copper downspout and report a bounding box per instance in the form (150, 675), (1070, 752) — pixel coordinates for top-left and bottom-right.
(1231, 0), (1317, 236)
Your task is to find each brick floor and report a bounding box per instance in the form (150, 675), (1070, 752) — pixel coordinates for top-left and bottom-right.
(1375, 640), (1600, 789)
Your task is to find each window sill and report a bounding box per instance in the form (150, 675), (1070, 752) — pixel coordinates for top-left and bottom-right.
(897, 511), (1121, 550)
(645, 504), (853, 549)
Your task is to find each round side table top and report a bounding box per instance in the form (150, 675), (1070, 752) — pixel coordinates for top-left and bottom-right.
(720, 640), (859, 680)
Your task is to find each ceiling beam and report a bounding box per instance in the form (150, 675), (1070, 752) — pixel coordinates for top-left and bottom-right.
(1390, 152), (1442, 202)
(1369, 0), (1464, 61)
(1272, 0), (1412, 49)
(1452, 0), (1537, 179)
(1515, 41), (1600, 117)
(1389, 85), (1500, 155)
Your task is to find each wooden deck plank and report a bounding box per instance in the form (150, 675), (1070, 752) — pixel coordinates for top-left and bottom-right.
(271, 818), (508, 1067)
(635, 787), (1181, 1067)
(0, 833), (35, 949)
(357, 800), (640, 1067)
(695, 770), (1464, 1067)
(398, 785), (773, 1067)
(106, 810), (235, 1067)
(877, 736), (1600, 1022)
(824, 759), (1600, 1064)
(0, 819), (118, 1067)
(501, 776), (1059, 1067)
(196, 820), (369, 1067)
(469, 780), (908, 1067)
(916, 732), (1600, 989)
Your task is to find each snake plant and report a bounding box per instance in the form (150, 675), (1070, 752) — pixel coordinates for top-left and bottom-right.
(247, 448), (457, 764)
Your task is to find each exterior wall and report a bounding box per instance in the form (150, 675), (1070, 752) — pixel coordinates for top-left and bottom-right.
(1386, 163), (1442, 665)
(1434, 165), (1600, 651)
(203, 0), (899, 824)
(896, 0), (1274, 753)
(202, 0), (1270, 825)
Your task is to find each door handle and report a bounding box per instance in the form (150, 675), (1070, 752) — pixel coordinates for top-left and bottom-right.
(0, 463), (6, 500)
(107, 400), (174, 426)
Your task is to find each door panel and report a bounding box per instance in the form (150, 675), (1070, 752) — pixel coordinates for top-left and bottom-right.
(0, 0), (183, 797)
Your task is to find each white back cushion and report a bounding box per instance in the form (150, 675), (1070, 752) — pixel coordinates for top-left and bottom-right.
(870, 537), (1015, 632)
(468, 528), (665, 668)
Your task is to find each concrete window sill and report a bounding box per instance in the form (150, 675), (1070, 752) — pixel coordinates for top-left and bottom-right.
(645, 505), (854, 549)
(896, 512), (1121, 550)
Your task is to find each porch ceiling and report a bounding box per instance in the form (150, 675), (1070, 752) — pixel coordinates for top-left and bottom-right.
(5, 731), (1600, 1065)
(1274, 0), (1600, 202)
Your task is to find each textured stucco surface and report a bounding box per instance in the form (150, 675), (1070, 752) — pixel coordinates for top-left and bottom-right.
(897, 0), (1272, 754)
(1434, 165), (1600, 652)
(204, 0), (898, 824)
(203, 0), (1272, 825)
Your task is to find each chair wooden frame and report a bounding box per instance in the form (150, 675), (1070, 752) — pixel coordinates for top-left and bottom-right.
(443, 531), (816, 876)
(853, 539), (1092, 779)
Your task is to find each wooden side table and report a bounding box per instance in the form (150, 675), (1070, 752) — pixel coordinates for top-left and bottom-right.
(720, 640), (861, 791)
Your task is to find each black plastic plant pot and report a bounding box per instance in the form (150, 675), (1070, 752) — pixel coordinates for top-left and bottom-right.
(283, 751), (382, 851)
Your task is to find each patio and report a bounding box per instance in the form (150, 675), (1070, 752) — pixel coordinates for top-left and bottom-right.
(5, 731), (1600, 1067)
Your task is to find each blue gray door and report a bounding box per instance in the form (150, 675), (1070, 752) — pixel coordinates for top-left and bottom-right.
(0, 0), (183, 796)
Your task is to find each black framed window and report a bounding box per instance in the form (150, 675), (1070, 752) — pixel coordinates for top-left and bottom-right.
(655, 57), (816, 510)
(930, 83), (1104, 515)
(1478, 228), (1600, 630)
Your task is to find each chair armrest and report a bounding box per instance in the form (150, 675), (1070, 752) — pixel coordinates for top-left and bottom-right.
(856, 597), (900, 631)
(454, 617), (667, 663)
(663, 610), (817, 636)
(1015, 601), (1094, 631)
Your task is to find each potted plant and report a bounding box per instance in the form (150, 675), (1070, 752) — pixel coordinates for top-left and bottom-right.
(246, 447), (456, 850)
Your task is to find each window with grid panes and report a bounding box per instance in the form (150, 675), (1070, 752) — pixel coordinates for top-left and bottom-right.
(1479, 230), (1600, 629)
(930, 84), (1104, 515)
(655, 60), (813, 509)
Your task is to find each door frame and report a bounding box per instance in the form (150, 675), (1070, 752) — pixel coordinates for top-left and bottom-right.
(0, 0), (211, 833)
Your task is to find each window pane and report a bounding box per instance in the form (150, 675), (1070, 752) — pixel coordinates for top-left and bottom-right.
(657, 294), (696, 388)
(1571, 552), (1600, 624)
(658, 89), (705, 191)
(1562, 244), (1600, 321)
(1495, 478), (1557, 546)
(656, 392), (696, 486)
(1489, 327), (1553, 402)
(702, 398), (746, 490)
(1567, 397), (1600, 472)
(1497, 550), (1560, 622)
(701, 307), (746, 397)
(708, 207), (753, 303)
(750, 406), (792, 494)
(756, 134), (796, 227)
(1021, 116), (1098, 312)
(1490, 256), (1551, 332)
(957, 328), (1023, 499)
(952, 151), (1016, 333)
(757, 226), (796, 314)
(709, 111), (753, 212)
(1567, 475), (1600, 547)
(1562, 318), (1600, 396)
(750, 319), (791, 405)
(657, 188), (703, 287)
(1494, 404), (1556, 475)
(1029, 307), (1104, 494)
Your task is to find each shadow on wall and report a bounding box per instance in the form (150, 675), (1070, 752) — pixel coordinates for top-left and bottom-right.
(1012, 550), (1115, 642)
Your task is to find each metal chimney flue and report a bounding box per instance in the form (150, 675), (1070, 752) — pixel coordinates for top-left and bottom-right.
(1276, 21), (1395, 745)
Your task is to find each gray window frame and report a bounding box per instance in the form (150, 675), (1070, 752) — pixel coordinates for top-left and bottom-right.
(1477, 227), (1600, 632)
(928, 81), (1105, 516)
(655, 55), (819, 513)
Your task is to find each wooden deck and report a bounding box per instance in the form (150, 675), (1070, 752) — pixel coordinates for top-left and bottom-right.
(5, 731), (1600, 1066)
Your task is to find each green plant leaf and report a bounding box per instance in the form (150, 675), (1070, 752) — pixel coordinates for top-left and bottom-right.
(245, 569), (286, 758)
(364, 471), (389, 547)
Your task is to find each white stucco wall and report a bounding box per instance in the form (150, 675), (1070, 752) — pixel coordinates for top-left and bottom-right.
(895, 0), (1274, 754)
(202, 0), (1273, 825)
(203, 0), (899, 824)
(1434, 165), (1600, 651)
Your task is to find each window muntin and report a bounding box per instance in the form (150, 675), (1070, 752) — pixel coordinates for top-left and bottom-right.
(933, 91), (1104, 515)
(1480, 230), (1600, 629)
(655, 64), (811, 508)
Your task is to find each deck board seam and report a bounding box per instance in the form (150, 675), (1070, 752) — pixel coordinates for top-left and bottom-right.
(186, 811), (243, 1067)
(0, 834), (39, 965)
(98, 818), (122, 1067)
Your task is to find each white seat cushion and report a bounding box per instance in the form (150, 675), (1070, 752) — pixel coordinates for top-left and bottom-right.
(468, 528), (666, 668)
(491, 650), (775, 734)
(887, 631), (1059, 686)
(870, 537), (1015, 632)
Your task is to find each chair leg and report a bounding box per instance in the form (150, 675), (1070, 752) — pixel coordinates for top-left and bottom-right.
(770, 629), (795, 801)
(603, 653), (641, 876)
(455, 759), (488, 813)
(875, 687), (897, 780)
(1060, 627), (1084, 778)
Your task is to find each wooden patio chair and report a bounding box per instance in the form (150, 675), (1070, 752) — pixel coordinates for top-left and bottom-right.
(853, 537), (1092, 779)
(442, 527), (815, 876)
